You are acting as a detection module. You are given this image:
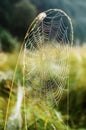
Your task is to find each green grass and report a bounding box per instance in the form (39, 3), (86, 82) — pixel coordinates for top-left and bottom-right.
(0, 45), (86, 130)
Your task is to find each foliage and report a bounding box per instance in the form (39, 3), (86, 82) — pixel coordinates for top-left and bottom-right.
(0, 0), (37, 39)
(0, 0), (86, 42)
(11, 0), (37, 38)
(0, 46), (86, 129)
(58, 46), (86, 129)
(0, 28), (18, 52)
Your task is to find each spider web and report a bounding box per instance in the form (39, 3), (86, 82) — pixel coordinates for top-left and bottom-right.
(23, 9), (73, 107)
(3, 9), (74, 130)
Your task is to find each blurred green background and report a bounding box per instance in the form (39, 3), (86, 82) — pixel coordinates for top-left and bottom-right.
(0, 0), (86, 130)
(0, 0), (86, 48)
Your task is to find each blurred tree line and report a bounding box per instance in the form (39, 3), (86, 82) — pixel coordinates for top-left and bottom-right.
(0, 0), (37, 38)
(0, 0), (37, 52)
(0, 0), (86, 52)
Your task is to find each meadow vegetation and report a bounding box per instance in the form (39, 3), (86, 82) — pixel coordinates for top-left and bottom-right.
(0, 45), (86, 130)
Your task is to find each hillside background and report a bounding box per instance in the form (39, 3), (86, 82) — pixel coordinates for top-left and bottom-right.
(0, 0), (86, 50)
